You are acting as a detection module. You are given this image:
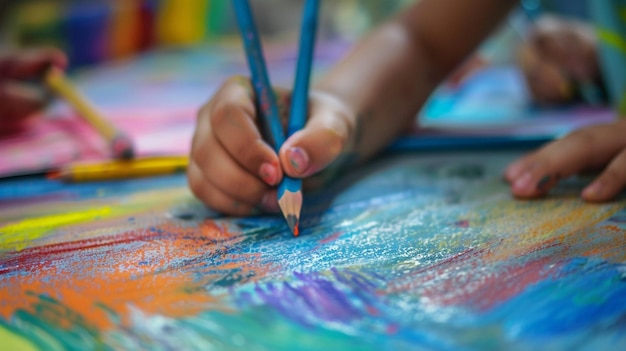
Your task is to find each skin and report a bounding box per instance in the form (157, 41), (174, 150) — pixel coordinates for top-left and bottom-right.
(516, 15), (600, 105)
(189, 0), (626, 215)
(0, 47), (68, 135)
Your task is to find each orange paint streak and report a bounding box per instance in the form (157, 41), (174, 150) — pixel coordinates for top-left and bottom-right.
(0, 220), (271, 331)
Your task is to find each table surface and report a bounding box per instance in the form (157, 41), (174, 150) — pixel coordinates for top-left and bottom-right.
(1, 149), (625, 351)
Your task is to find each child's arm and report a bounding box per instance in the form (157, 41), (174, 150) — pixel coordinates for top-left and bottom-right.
(0, 48), (67, 135)
(188, 0), (516, 215)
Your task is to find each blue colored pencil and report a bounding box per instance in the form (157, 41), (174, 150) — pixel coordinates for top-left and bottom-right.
(277, 0), (319, 236)
(232, 0), (286, 152)
(233, 0), (318, 235)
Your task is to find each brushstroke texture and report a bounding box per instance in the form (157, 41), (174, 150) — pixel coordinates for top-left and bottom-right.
(1, 151), (625, 350)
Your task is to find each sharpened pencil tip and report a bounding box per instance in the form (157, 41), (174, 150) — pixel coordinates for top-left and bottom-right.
(278, 189), (303, 237)
(286, 215), (299, 236)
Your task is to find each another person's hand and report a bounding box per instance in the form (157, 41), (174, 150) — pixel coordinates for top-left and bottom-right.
(517, 15), (600, 105)
(505, 120), (626, 202)
(188, 76), (356, 215)
(0, 48), (68, 135)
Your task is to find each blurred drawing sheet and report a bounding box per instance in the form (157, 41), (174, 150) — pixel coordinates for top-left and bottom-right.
(417, 65), (615, 137)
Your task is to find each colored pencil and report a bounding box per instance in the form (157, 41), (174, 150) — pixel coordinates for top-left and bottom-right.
(277, 0), (319, 236)
(233, 0), (297, 233)
(48, 156), (188, 182)
(45, 67), (134, 160)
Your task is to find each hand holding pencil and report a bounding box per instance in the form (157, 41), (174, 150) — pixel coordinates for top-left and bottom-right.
(0, 48), (67, 135)
(188, 0), (356, 225)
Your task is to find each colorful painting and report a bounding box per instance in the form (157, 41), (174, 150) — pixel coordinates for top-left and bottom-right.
(2, 150), (625, 350)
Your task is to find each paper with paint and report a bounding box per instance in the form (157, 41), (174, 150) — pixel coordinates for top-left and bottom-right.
(1, 150), (625, 350)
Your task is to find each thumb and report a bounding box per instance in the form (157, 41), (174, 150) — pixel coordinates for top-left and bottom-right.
(279, 95), (354, 178)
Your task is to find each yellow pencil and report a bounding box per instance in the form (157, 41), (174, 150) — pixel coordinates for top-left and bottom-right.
(48, 156), (188, 182)
(45, 67), (134, 160)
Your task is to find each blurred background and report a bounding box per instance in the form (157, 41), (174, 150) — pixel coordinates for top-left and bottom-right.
(0, 0), (413, 70)
(0, 0), (594, 70)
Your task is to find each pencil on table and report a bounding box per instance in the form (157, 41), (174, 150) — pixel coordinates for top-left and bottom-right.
(45, 67), (134, 160)
(277, 0), (320, 236)
(48, 156), (188, 182)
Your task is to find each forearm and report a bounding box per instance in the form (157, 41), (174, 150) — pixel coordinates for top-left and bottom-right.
(315, 0), (517, 161)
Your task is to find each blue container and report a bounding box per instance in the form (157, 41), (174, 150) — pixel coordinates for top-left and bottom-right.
(62, 2), (111, 69)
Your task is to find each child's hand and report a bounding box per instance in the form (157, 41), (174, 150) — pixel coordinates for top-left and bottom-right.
(505, 120), (626, 202)
(188, 77), (355, 215)
(517, 15), (599, 105)
(0, 48), (67, 134)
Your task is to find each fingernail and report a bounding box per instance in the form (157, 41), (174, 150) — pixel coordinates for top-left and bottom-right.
(287, 147), (309, 174)
(583, 182), (603, 198)
(513, 172), (534, 193)
(259, 162), (278, 186)
(261, 192), (280, 213)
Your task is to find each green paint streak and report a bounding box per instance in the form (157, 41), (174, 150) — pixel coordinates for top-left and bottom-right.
(0, 322), (41, 351)
(9, 294), (111, 351)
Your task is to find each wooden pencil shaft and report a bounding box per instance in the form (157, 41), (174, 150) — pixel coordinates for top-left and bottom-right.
(232, 0), (285, 152)
(45, 68), (118, 140)
(57, 156), (188, 182)
(288, 0), (319, 136)
(278, 0), (318, 203)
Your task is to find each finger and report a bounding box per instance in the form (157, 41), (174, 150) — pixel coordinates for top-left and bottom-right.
(187, 161), (257, 216)
(279, 93), (354, 178)
(504, 152), (535, 182)
(582, 149), (626, 202)
(191, 121), (272, 207)
(0, 82), (47, 131)
(517, 44), (570, 104)
(0, 48), (68, 80)
(531, 17), (598, 82)
(208, 77), (283, 186)
(507, 124), (626, 198)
